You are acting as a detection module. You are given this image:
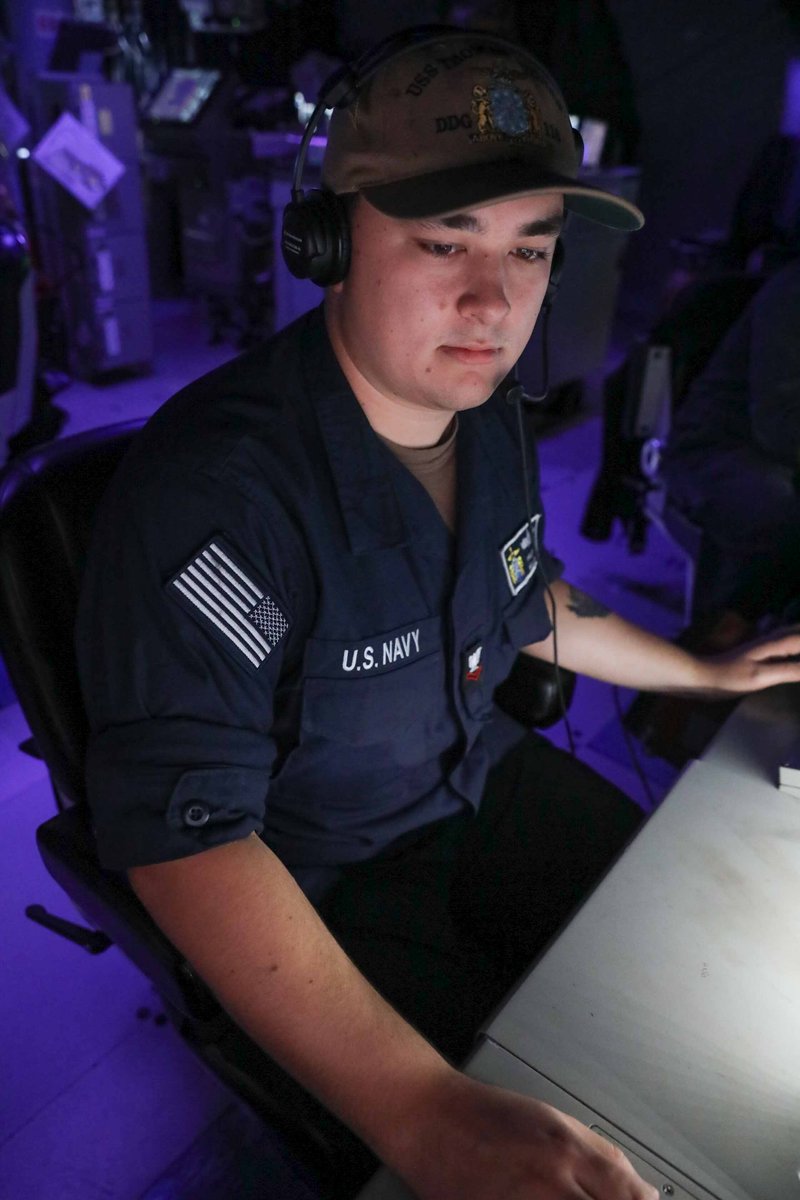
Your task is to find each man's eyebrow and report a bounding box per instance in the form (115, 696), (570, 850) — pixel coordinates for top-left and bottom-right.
(416, 210), (565, 237)
(517, 213), (564, 237)
(418, 213), (484, 233)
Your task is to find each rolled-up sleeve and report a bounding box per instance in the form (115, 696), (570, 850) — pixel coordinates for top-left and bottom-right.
(86, 720), (274, 869)
(76, 456), (312, 871)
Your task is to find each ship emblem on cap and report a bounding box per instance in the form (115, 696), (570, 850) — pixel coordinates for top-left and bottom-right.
(471, 72), (543, 143)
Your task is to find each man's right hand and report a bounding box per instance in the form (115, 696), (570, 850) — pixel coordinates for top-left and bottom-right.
(129, 836), (656, 1200)
(390, 1072), (659, 1200)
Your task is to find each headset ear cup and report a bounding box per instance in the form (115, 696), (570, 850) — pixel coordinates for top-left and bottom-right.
(281, 190), (351, 286)
(319, 190), (351, 286)
(543, 237), (564, 310)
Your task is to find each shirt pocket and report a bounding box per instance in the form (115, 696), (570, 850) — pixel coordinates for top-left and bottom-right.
(299, 615), (447, 759)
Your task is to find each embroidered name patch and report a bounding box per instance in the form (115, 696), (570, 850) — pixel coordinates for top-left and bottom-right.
(500, 516), (540, 596)
(168, 536), (289, 671)
(305, 617), (442, 680)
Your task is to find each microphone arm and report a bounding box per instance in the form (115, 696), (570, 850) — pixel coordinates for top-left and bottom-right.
(501, 305), (552, 406)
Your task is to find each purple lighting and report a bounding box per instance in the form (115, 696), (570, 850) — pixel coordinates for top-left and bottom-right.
(782, 57), (800, 136)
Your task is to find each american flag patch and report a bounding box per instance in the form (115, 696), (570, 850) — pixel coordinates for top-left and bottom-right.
(168, 537), (289, 671)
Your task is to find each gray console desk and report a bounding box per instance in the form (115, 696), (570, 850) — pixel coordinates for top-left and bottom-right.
(359, 685), (800, 1200)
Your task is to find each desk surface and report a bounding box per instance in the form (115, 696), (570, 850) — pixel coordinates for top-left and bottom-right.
(359, 686), (800, 1200)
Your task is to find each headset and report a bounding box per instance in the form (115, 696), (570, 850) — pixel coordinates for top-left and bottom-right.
(280, 24), (578, 292)
(542, 234), (565, 314)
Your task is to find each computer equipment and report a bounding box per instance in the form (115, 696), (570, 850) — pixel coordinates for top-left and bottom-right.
(145, 69), (222, 127)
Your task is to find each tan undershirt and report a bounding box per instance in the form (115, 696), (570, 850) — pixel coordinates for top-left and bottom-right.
(379, 417), (458, 534)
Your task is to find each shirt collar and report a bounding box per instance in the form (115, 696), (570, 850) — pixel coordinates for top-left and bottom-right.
(298, 306), (511, 562)
(300, 306), (407, 556)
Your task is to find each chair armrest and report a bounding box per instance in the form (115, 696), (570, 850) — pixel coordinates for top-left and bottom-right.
(493, 653), (576, 731)
(36, 804), (221, 1023)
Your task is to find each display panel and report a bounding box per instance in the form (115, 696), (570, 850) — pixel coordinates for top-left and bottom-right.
(147, 69), (221, 125)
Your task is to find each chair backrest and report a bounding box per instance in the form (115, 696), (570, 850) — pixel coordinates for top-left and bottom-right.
(0, 421), (143, 805)
(0, 420), (238, 1024)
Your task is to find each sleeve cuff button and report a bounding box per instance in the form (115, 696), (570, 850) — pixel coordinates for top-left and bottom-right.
(183, 802), (211, 828)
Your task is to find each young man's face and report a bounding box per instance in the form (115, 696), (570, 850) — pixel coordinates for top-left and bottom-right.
(326, 192), (564, 443)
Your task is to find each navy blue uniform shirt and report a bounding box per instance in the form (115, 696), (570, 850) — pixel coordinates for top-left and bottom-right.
(76, 305), (560, 890)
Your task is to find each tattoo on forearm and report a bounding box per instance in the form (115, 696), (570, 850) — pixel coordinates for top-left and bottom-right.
(566, 585), (611, 618)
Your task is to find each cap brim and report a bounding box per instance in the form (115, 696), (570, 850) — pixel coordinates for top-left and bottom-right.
(361, 159), (644, 232)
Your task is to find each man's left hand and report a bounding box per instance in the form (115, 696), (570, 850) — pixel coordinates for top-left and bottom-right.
(695, 628), (800, 697)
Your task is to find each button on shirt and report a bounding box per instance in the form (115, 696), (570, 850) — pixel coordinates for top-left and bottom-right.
(77, 305), (560, 886)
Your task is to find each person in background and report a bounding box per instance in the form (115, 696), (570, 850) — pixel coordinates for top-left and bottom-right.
(663, 254), (800, 651)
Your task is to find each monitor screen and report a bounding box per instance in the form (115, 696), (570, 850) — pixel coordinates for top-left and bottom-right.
(147, 69), (221, 125)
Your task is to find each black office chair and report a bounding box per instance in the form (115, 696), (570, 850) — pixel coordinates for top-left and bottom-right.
(0, 419), (371, 1188)
(0, 419), (574, 1194)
